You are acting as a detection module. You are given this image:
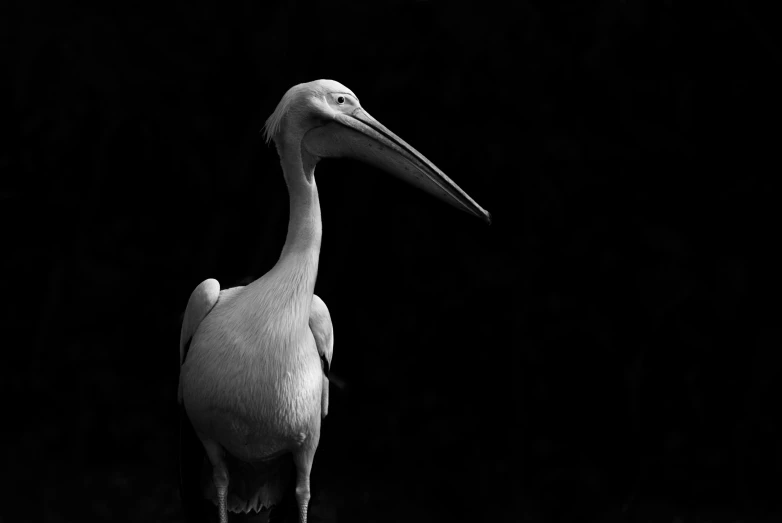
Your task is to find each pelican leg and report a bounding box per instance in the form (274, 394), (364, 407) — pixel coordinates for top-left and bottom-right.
(292, 439), (319, 523)
(202, 439), (230, 523)
(214, 466), (229, 523)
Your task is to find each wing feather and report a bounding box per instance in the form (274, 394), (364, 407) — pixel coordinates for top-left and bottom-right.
(309, 294), (333, 374)
(178, 278), (221, 403)
(310, 295), (333, 418)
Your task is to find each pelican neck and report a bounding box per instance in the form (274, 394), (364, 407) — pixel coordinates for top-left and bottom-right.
(276, 144), (322, 272)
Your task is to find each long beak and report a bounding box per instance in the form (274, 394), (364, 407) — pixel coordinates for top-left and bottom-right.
(302, 107), (491, 224)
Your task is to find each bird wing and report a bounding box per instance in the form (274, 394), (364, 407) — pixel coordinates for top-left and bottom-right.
(179, 280), (251, 522)
(178, 278), (220, 523)
(310, 294), (333, 375)
(178, 278), (221, 404)
(310, 294), (333, 418)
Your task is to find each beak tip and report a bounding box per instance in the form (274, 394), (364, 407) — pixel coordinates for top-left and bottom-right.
(482, 210), (492, 225)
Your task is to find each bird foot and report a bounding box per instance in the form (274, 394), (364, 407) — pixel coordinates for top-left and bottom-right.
(214, 469), (229, 523)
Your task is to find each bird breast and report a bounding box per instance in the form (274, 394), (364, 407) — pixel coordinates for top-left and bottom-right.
(182, 305), (323, 458)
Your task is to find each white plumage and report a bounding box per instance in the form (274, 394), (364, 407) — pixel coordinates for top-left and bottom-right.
(178, 79), (489, 523)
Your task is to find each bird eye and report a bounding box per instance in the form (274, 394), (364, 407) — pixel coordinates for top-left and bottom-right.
(336, 96), (345, 105)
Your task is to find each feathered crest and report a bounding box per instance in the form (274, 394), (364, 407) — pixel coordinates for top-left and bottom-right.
(263, 86), (299, 145)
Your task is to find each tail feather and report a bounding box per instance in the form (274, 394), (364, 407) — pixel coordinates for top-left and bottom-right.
(180, 406), (296, 522)
(203, 452), (295, 514)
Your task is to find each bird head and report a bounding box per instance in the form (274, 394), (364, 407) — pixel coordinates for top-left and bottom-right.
(263, 79), (490, 224)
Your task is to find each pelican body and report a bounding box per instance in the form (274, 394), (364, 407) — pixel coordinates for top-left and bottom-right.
(178, 80), (490, 523)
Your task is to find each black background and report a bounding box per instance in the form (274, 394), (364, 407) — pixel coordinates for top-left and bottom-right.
(3, 1), (781, 522)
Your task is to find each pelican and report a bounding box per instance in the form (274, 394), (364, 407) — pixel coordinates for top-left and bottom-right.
(178, 79), (490, 523)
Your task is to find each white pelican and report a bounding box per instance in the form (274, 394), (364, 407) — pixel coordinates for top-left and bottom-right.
(179, 79), (490, 523)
